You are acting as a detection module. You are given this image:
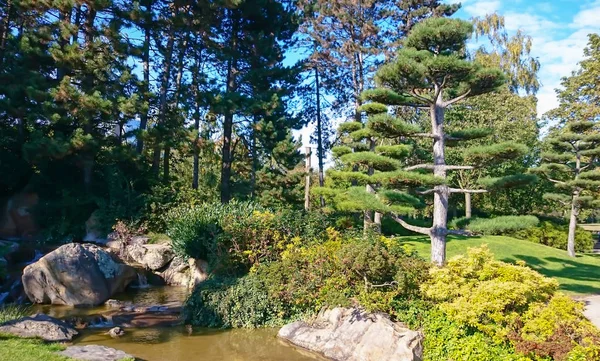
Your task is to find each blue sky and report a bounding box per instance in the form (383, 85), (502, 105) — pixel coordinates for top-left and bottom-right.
(455, 0), (600, 116)
(297, 1), (600, 156)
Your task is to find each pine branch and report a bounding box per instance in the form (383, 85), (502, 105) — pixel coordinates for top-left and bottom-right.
(548, 178), (567, 185)
(447, 229), (474, 236)
(443, 89), (471, 107)
(390, 213), (431, 235)
(416, 188), (436, 195)
(404, 164), (475, 171)
(449, 188), (488, 194)
(411, 89), (433, 104)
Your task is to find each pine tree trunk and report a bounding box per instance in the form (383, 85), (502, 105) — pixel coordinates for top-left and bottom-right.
(152, 3), (177, 176)
(191, 47), (202, 190)
(220, 11), (238, 204)
(431, 88), (448, 266)
(82, 7), (97, 192)
(250, 115), (258, 199)
(567, 195), (579, 258)
(136, 2), (152, 154)
(315, 66), (325, 207)
(465, 192), (472, 219)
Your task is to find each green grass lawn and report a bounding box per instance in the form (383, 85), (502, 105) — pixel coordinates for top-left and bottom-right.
(0, 335), (70, 361)
(399, 235), (600, 296)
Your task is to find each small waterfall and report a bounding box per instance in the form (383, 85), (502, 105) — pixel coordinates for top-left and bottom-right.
(134, 272), (149, 289)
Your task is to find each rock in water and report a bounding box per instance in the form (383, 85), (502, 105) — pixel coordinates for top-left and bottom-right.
(22, 243), (136, 306)
(108, 326), (125, 338)
(60, 345), (134, 361)
(127, 244), (174, 271)
(0, 313), (78, 342)
(158, 256), (208, 288)
(278, 308), (423, 361)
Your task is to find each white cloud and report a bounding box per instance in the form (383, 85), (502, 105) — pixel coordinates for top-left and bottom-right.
(573, 1), (600, 27)
(463, 0), (501, 17)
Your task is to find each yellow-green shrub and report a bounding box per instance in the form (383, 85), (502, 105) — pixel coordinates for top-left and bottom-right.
(421, 245), (600, 360)
(422, 245), (558, 341)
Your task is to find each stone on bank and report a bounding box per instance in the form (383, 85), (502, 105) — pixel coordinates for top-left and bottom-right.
(22, 243), (136, 306)
(278, 307), (423, 361)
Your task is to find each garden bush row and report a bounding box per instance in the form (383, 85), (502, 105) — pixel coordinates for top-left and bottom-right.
(168, 202), (600, 361)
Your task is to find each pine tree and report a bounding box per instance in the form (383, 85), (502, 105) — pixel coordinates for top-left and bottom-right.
(352, 18), (508, 265)
(535, 34), (600, 257)
(209, 0), (300, 203)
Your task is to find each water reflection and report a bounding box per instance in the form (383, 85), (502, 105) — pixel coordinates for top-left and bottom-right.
(76, 327), (325, 361)
(31, 286), (190, 318)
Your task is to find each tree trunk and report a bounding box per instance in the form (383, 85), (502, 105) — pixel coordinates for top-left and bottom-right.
(567, 150), (582, 257)
(315, 66), (325, 207)
(136, 1), (152, 154)
(431, 87), (448, 266)
(82, 7), (97, 192)
(465, 192), (472, 219)
(567, 195), (579, 258)
(220, 11), (238, 204)
(151, 3), (177, 176)
(250, 115), (258, 199)
(162, 32), (189, 183)
(191, 46), (202, 190)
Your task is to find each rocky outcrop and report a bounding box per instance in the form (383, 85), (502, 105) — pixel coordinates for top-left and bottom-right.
(59, 345), (134, 361)
(278, 308), (423, 361)
(0, 313), (78, 342)
(22, 243), (137, 306)
(158, 256), (208, 288)
(127, 244), (174, 271)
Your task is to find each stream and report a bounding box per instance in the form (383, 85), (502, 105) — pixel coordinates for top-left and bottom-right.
(32, 286), (323, 361)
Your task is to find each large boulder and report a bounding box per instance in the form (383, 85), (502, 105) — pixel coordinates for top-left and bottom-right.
(22, 243), (136, 306)
(127, 243), (174, 271)
(158, 256), (208, 288)
(0, 313), (78, 342)
(278, 308), (423, 361)
(59, 345), (134, 361)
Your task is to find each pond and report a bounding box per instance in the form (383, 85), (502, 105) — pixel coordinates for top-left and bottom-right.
(32, 286), (323, 361)
(74, 327), (324, 361)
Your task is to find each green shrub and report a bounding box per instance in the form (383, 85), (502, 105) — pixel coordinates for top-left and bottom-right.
(167, 201), (335, 274)
(185, 233), (431, 328)
(184, 276), (289, 328)
(422, 309), (524, 361)
(421, 245), (600, 360)
(511, 221), (595, 252)
(450, 215), (539, 235)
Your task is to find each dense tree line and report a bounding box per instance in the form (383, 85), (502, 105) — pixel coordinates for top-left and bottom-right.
(0, 0), (598, 261)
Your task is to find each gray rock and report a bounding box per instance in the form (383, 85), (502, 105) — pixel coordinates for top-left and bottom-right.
(158, 257), (208, 288)
(22, 243), (137, 306)
(108, 326), (125, 338)
(59, 345), (134, 361)
(127, 244), (174, 271)
(0, 313), (78, 342)
(278, 307), (423, 361)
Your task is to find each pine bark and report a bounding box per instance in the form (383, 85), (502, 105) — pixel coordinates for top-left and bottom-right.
(431, 86), (448, 266)
(315, 66), (325, 207)
(151, 4), (177, 176)
(465, 193), (472, 219)
(220, 11), (238, 204)
(136, 1), (152, 154)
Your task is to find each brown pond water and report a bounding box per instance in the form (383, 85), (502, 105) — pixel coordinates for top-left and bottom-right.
(32, 286), (324, 361)
(31, 286), (190, 318)
(74, 327), (325, 361)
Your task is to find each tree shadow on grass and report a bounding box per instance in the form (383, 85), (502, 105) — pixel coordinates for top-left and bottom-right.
(501, 254), (600, 295)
